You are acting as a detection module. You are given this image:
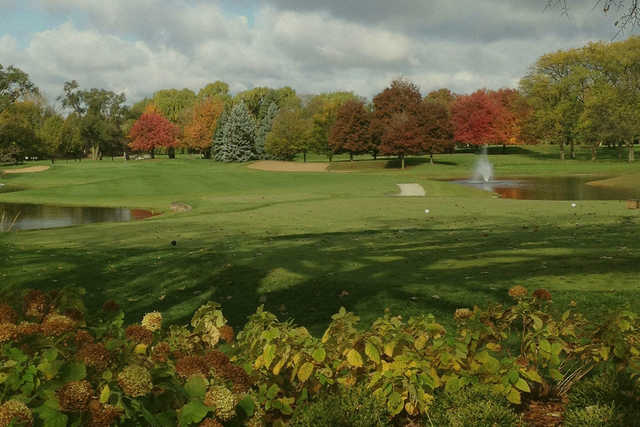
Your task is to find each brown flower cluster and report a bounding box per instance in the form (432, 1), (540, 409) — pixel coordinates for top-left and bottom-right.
(175, 356), (208, 379)
(203, 351), (251, 392)
(24, 290), (49, 319)
(454, 308), (474, 321)
(203, 350), (230, 373)
(0, 323), (18, 343)
(0, 399), (33, 427)
(16, 322), (41, 338)
(57, 380), (94, 412)
(75, 329), (95, 346)
(78, 343), (111, 371)
(219, 325), (234, 343)
(141, 312), (163, 332)
(151, 342), (171, 363)
(532, 288), (552, 302)
(0, 303), (17, 324)
(41, 314), (76, 337)
(102, 300), (120, 313)
(117, 365), (153, 397)
(125, 325), (153, 345)
(64, 308), (85, 322)
(199, 418), (224, 427)
(508, 285), (528, 299)
(204, 386), (236, 421)
(88, 400), (123, 427)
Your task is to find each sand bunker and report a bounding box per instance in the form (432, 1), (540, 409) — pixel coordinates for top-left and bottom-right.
(3, 166), (50, 174)
(248, 161), (328, 172)
(396, 183), (426, 196)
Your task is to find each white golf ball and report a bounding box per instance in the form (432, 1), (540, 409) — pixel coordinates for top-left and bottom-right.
(571, 203), (577, 208)
(425, 209), (430, 214)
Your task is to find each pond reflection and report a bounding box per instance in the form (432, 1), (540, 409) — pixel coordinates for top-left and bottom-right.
(0, 203), (154, 231)
(453, 176), (640, 200)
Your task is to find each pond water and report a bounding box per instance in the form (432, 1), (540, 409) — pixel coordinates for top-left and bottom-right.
(0, 202), (154, 231)
(453, 176), (640, 200)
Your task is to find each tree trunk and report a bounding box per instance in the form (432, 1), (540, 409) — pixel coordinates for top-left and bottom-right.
(50, 157), (55, 164)
(303, 151), (307, 163)
(168, 147), (175, 159)
(430, 152), (434, 164)
(629, 139), (635, 162)
(502, 143), (506, 154)
(373, 152), (377, 160)
(570, 137), (575, 159)
(328, 153), (333, 162)
(150, 148), (155, 159)
(560, 140), (565, 160)
(400, 154), (405, 169)
(591, 143), (597, 161)
(349, 152), (353, 162)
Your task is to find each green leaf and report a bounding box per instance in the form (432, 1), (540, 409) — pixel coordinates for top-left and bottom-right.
(365, 342), (381, 364)
(184, 375), (208, 399)
(34, 405), (68, 427)
(237, 396), (255, 418)
(445, 376), (462, 394)
(297, 362), (314, 383)
(99, 385), (110, 404)
(387, 391), (405, 416)
(514, 378), (531, 393)
(522, 368), (544, 384)
(312, 348), (326, 363)
(178, 400), (210, 426)
(346, 349), (363, 368)
(61, 362), (86, 382)
(549, 368), (564, 381)
(267, 383), (280, 399)
(43, 348), (58, 362)
(530, 314), (543, 331)
(539, 339), (552, 354)
(263, 344), (276, 367)
(506, 387), (521, 404)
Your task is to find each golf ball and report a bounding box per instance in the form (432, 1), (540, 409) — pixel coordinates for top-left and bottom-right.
(425, 209), (430, 214)
(571, 203), (576, 208)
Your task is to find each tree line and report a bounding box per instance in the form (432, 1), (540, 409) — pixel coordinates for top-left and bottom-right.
(2, 36), (639, 165)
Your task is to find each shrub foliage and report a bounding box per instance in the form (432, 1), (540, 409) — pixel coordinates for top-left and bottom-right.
(0, 286), (637, 426)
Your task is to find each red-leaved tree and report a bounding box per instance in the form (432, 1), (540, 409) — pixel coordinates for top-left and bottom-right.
(128, 112), (178, 158)
(328, 100), (371, 160)
(422, 100), (455, 163)
(451, 89), (506, 147)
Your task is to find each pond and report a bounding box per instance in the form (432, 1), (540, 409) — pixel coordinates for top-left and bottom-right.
(453, 176), (640, 200)
(0, 202), (154, 231)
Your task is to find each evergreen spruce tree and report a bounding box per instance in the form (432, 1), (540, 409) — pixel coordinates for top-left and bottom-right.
(213, 102), (257, 162)
(255, 102), (279, 159)
(211, 107), (229, 160)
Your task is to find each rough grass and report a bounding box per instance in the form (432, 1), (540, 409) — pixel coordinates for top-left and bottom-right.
(1, 145), (639, 334)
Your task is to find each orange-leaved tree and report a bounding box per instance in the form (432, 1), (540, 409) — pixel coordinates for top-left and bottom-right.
(128, 111), (178, 159)
(183, 98), (224, 157)
(451, 89), (506, 147)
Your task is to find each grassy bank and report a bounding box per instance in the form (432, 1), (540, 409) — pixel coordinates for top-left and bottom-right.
(1, 146), (639, 334)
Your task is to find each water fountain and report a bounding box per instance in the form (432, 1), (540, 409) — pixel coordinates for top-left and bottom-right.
(471, 145), (494, 183)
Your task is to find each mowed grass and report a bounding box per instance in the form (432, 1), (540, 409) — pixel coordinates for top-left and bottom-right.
(1, 145), (639, 334)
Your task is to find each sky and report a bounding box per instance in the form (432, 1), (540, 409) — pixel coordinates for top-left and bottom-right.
(0, 0), (635, 104)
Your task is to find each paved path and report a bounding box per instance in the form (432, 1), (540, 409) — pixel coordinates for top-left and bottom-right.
(396, 183), (426, 196)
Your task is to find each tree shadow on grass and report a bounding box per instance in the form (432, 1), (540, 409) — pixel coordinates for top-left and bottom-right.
(1, 220), (638, 335)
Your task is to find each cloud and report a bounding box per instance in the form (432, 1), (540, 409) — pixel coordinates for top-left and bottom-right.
(2, 0), (635, 105)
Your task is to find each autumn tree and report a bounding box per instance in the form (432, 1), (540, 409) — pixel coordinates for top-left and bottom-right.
(307, 92), (359, 161)
(265, 109), (312, 161)
(422, 100), (454, 163)
(490, 89), (532, 152)
(328, 99), (371, 161)
(183, 98), (224, 157)
(128, 111), (178, 159)
(372, 79), (426, 166)
(214, 102), (257, 162)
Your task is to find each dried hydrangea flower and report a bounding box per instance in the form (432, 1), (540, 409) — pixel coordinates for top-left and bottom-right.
(0, 323), (18, 343)
(508, 285), (528, 299)
(532, 288), (552, 301)
(141, 312), (163, 332)
(24, 290), (48, 319)
(0, 304), (18, 324)
(125, 325), (153, 345)
(175, 356), (208, 379)
(78, 343), (111, 371)
(16, 322), (41, 338)
(151, 342), (171, 363)
(0, 399), (33, 427)
(117, 365), (153, 397)
(57, 380), (93, 412)
(41, 314), (76, 337)
(203, 386), (236, 421)
(88, 399), (123, 427)
(454, 308), (473, 321)
(199, 418), (223, 427)
(219, 325), (234, 343)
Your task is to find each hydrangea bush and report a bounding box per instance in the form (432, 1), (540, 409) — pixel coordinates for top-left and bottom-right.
(0, 286), (637, 426)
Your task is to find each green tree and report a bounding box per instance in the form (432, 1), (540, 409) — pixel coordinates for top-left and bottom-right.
(255, 102), (279, 159)
(306, 92), (359, 161)
(214, 102), (257, 162)
(265, 109), (312, 161)
(39, 114), (65, 162)
(0, 101), (42, 163)
(0, 64), (39, 113)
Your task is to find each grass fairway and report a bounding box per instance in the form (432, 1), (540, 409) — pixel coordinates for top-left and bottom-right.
(1, 146), (639, 334)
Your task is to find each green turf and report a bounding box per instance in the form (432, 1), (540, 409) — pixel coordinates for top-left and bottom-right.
(1, 145), (639, 334)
